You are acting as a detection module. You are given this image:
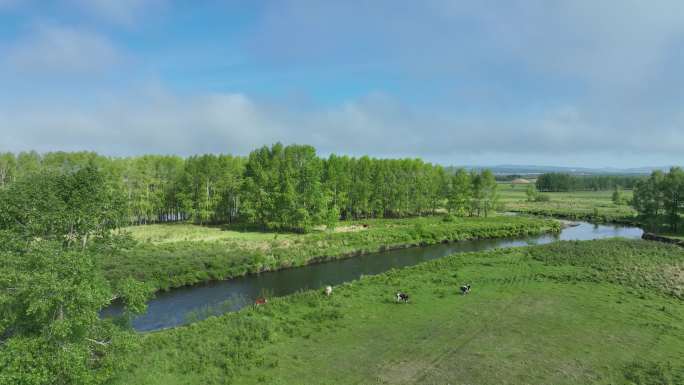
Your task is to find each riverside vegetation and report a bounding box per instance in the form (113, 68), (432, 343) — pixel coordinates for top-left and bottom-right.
(500, 187), (638, 223)
(501, 167), (684, 238)
(104, 216), (560, 291)
(110, 239), (684, 385)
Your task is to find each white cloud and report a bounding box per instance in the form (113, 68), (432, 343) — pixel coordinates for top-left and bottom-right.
(1, 88), (682, 167)
(1, 1), (684, 167)
(4, 24), (122, 75)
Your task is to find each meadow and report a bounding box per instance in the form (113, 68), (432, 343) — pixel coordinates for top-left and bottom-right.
(102, 216), (560, 291)
(499, 185), (638, 223)
(109, 239), (684, 385)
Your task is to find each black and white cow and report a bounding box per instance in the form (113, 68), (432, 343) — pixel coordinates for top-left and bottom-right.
(396, 292), (409, 303)
(460, 284), (471, 295)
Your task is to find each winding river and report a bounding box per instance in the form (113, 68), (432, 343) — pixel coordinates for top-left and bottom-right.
(102, 221), (643, 332)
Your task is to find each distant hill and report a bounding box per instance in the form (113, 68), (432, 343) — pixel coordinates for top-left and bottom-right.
(452, 164), (673, 176)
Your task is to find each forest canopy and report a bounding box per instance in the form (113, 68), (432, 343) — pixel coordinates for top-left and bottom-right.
(0, 144), (498, 232)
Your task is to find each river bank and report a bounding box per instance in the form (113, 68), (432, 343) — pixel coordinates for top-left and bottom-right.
(101, 216), (560, 293)
(103, 220), (642, 331)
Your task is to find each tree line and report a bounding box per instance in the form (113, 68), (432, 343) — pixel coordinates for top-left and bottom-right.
(0, 144), (499, 232)
(535, 173), (644, 192)
(632, 167), (684, 231)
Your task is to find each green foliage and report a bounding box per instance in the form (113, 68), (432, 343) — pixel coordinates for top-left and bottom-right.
(536, 172), (644, 192)
(525, 184), (537, 202)
(0, 165), (149, 385)
(612, 185), (627, 205)
(242, 144), (327, 232)
(632, 167), (684, 231)
(0, 147), (506, 232)
(0, 236), (148, 385)
(110, 239), (684, 385)
(501, 189), (637, 223)
(102, 216), (559, 291)
(0, 164), (126, 247)
(447, 169), (471, 216)
(525, 184), (550, 202)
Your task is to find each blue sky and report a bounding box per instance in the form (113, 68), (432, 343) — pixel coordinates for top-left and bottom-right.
(1, 1), (684, 167)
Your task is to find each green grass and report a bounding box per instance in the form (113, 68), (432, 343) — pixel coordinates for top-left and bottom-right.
(102, 216), (560, 291)
(500, 187), (637, 223)
(123, 223), (297, 244)
(110, 239), (684, 385)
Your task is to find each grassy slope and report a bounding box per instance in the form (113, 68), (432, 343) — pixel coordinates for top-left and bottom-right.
(500, 187), (637, 222)
(111, 239), (684, 385)
(102, 216), (559, 291)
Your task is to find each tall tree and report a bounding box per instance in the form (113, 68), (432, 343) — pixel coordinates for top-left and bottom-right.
(0, 152), (16, 188)
(480, 170), (499, 218)
(661, 167), (684, 231)
(0, 234), (148, 385)
(632, 171), (665, 217)
(447, 169), (471, 216)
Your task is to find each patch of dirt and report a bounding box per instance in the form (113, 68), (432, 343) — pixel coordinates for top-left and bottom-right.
(333, 225), (370, 233)
(663, 263), (684, 290)
(377, 359), (433, 385)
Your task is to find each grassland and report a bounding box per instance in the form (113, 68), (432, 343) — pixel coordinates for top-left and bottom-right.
(102, 216), (560, 291)
(110, 239), (684, 385)
(499, 186), (638, 223)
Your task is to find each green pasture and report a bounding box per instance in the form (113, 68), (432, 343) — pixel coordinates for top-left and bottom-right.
(111, 239), (684, 385)
(499, 187), (637, 222)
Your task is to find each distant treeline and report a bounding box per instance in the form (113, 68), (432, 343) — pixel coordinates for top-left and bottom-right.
(0, 144), (498, 231)
(535, 173), (645, 192)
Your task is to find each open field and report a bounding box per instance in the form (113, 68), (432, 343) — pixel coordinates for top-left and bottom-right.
(499, 187), (638, 222)
(103, 216), (560, 291)
(110, 239), (684, 385)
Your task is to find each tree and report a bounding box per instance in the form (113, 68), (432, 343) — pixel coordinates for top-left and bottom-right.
(0, 146), (496, 227)
(0, 165), (126, 248)
(242, 144), (326, 231)
(349, 156), (373, 219)
(323, 154), (351, 220)
(447, 169), (471, 216)
(526, 184), (537, 202)
(0, 152), (16, 188)
(632, 168), (684, 231)
(661, 167), (684, 231)
(632, 171), (665, 218)
(480, 170), (498, 218)
(0, 234), (148, 385)
(612, 185), (623, 205)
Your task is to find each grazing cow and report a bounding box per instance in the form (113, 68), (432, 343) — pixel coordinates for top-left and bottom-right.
(460, 284), (471, 295)
(255, 297), (268, 305)
(324, 285), (333, 296)
(396, 292), (409, 303)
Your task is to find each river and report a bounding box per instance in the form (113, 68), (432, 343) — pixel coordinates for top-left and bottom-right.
(102, 221), (643, 331)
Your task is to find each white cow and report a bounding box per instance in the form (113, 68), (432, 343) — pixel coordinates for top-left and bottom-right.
(324, 285), (333, 296)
